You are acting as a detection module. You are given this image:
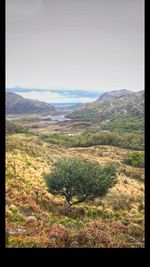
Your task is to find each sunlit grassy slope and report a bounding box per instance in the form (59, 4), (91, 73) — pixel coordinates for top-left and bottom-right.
(6, 133), (144, 248)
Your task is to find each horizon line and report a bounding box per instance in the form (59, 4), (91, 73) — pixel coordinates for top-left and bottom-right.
(6, 87), (143, 93)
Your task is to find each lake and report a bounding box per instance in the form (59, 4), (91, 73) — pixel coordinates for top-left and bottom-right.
(41, 114), (71, 123)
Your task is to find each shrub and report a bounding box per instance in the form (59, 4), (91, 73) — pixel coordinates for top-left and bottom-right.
(40, 131), (144, 150)
(124, 151), (144, 167)
(47, 224), (69, 242)
(76, 221), (112, 247)
(6, 120), (28, 133)
(45, 158), (117, 211)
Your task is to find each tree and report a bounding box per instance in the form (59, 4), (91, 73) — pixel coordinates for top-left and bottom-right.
(45, 158), (117, 212)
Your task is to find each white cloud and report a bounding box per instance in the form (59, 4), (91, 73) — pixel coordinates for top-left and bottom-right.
(17, 91), (97, 103)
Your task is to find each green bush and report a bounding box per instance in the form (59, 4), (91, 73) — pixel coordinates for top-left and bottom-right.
(40, 131), (144, 150)
(45, 158), (117, 211)
(6, 120), (28, 134)
(124, 151), (144, 167)
(104, 115), (144, 133)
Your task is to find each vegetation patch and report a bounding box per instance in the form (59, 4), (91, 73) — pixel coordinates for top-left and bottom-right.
(6, 120), (28, 134)
(40, 131), (144, 150)
(124, 151), (144, 168)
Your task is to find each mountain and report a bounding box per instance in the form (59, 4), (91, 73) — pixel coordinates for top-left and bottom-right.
(98, 89), (134, 101)
(69, 103), (87, 110)
(51, 103), (82, 109)
(6, 92), (55, 114)
(67, 90), (144, 132)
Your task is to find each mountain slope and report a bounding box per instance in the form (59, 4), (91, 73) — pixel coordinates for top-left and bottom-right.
(67, 90), (144, 130)
(6, 92), (55, 114)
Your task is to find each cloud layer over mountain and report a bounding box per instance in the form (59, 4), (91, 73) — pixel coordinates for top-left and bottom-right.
(7, 88), (101, 103)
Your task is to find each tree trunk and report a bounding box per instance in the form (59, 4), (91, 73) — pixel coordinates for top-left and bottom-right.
(64, 201), (72, 214)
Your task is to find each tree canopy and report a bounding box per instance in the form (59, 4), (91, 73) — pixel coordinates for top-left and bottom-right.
(45, 158), (117, 207)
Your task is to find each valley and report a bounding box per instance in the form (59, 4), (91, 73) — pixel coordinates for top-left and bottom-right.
(5, 89), (145, 248)
(6, 0), (144, 249)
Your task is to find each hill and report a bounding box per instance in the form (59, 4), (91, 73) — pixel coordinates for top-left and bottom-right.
(67, 90), (144, 132)
(6, 92), (55, 114)
(98, 89), (134, 101)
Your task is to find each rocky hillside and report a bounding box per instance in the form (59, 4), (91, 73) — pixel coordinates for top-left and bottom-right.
(67, 90), (144, 131)
(98, 89), (134, 101)
(6, 92), (55, 114)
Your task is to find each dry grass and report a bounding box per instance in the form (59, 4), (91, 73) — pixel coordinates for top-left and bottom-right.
(6, 133), (144, 248)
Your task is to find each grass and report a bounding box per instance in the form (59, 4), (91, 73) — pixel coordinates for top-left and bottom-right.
(6, 133), (144, 248)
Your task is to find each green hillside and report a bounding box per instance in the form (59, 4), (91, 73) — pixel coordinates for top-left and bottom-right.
(67, 91), (144, 133)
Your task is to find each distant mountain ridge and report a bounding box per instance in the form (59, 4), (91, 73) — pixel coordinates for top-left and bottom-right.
(6, 92), (55, 114)
(98, 89), (134, 101)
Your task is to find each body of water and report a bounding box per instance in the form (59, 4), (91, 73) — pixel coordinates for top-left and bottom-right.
(6, 114), (71, 123)
(41, 114), (71, 123)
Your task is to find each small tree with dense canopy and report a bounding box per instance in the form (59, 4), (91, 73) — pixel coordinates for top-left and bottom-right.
(45, 158), (117, 211)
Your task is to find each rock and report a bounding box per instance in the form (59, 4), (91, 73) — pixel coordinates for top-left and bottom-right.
(9, 228), (25, 235)
(16, 228), (25, 233)
(127, 237), (141, 244)
(9, 230), (18, 235)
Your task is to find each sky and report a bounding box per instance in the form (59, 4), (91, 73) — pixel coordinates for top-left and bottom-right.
(6, 0), (144, 103)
